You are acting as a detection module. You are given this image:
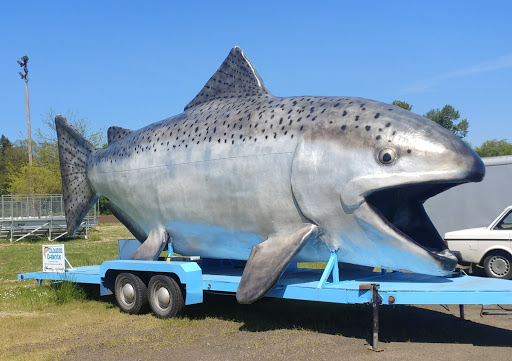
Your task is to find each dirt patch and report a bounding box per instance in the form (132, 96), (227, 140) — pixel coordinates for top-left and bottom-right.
(59, 303), (512, 361)
(0, 311), (57, 318)
(19, 297), (512, 361)
(97, 215), (120, 224)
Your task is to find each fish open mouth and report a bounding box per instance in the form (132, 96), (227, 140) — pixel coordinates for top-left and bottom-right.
(365, 182), (458, 265)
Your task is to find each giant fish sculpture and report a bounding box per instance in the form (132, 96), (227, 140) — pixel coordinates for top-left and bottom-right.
(56, 46), (485, 304)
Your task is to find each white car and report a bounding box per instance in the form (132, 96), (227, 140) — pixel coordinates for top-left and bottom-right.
(445, 206), (512, 280)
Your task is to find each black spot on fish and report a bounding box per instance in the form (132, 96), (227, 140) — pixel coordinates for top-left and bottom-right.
(376, 135), (381, 140)
(366, 126), (371, 131)
(407, 149), (412, 153)
(355, 116), (360, 121)
(342, 111), (347, 117)
(341, 125), (346, 130)
(386, 122), (391, 127)
(374, 113), (380, 119)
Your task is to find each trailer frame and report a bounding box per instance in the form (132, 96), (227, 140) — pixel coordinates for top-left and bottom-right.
(18, 243), (512, 351)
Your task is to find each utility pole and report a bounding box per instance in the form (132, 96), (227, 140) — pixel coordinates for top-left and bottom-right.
(18, 55), (32, 165)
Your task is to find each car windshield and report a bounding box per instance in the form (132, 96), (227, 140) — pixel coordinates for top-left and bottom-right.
(495, 210), (512, 230)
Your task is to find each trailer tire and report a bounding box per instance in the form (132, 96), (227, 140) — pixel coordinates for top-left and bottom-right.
(148, 275), (184, 318)
(114, 273), (148, 314)
(483, 251), (512, 280)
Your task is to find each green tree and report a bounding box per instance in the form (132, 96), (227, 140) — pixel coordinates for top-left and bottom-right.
(474, 139), (512, 157)
(6, 109), (106, 196)
(37, 108), (105, 148)
(1, 135), (12, 151)
(392, 100), (413, 111)
(98, 195), (112, 215)
(424, 105), (469, 139)
(0, 140), (29, 195)
(7, 165), (62, 194)
(0, 135), (13, 194)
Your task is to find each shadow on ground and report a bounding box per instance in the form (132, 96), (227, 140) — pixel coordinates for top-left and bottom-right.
(183, 293), (512, 347)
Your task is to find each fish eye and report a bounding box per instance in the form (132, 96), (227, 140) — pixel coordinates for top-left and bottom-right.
(378, 148), (397, 165)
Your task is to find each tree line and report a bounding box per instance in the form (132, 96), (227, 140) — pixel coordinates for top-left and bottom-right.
(1, 105), (511, 199)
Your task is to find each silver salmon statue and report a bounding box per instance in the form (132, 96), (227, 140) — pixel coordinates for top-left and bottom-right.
(56, 46), (485, 304)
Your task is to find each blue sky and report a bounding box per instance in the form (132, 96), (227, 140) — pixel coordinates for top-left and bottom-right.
(0, 1), (511, 147)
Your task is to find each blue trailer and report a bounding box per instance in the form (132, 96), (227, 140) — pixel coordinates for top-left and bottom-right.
(18, 239), (512, 351)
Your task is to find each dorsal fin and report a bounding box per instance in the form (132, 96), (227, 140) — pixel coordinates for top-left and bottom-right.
(185, 46), (271, 110)
(107, 126), (134, 145)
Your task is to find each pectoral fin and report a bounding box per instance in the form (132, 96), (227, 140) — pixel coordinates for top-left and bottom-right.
(236, 224), (320, 304)
(130, 228), (168, 261)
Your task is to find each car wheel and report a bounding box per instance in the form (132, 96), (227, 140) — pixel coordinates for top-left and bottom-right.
(483, 252), (512, 280)
(114, 272), (148, 314)
(148, 275), (185, 318)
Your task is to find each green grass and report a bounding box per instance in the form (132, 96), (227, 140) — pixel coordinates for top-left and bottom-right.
(0, 223), (131, 312)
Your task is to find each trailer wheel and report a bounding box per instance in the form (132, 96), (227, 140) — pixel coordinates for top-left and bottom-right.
(483, 251), (512, 280)
(148, 275), (184, 318)
(114, 273), (148, 314)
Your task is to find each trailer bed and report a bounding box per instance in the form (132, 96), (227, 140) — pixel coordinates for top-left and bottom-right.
(19, 262), (512, 306)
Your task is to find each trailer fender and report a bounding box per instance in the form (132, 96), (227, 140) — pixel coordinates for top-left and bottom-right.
(99, 260), (203, 305)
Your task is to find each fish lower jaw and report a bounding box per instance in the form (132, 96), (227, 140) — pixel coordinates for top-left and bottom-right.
(353, 197), (458, 275)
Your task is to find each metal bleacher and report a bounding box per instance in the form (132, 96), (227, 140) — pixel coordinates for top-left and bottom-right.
(0, 194), (98, 242)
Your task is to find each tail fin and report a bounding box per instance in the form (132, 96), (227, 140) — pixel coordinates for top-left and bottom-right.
(55, 115), (99, 235)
